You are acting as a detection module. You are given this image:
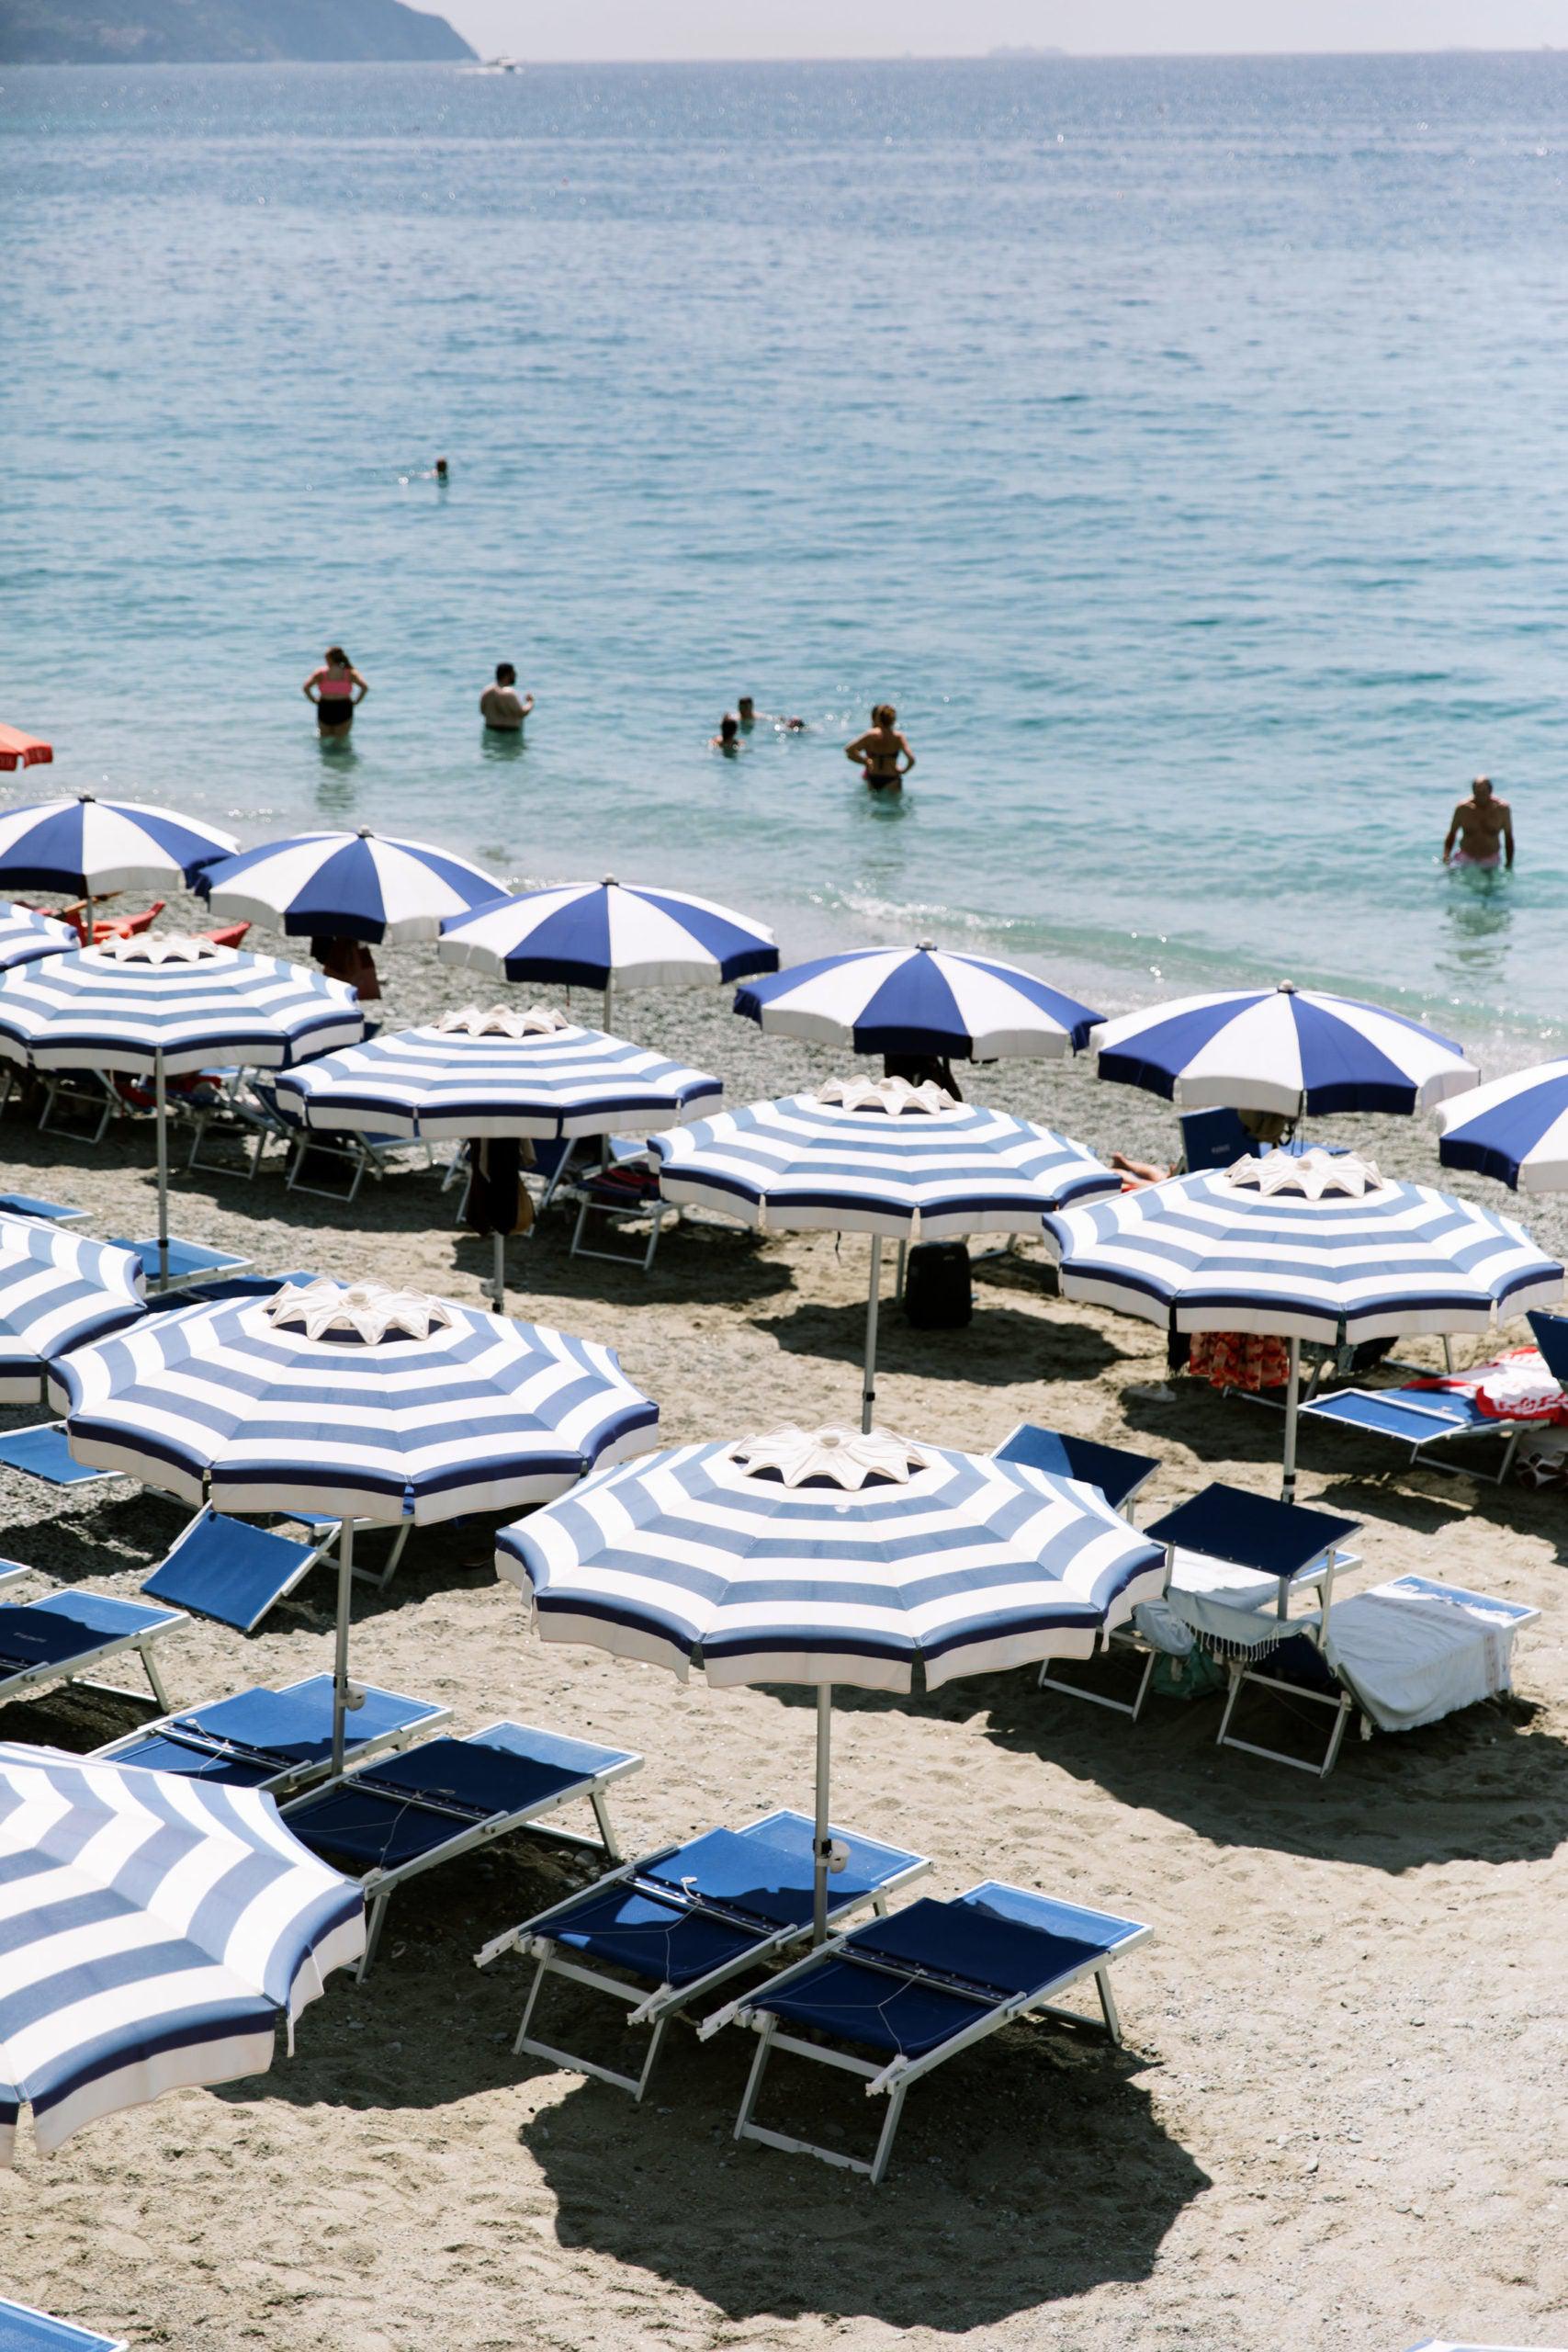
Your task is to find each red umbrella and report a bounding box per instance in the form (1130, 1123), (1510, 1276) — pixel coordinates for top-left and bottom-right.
(0, 727), (51, 773)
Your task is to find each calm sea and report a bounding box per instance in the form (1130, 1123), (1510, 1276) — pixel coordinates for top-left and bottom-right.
(3, 54), (1567, 1049)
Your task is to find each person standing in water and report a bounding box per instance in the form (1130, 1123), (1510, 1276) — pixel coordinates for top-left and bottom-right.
(479, 663), (534, 731)
(845, 704), (915, 788)
(303, 647), (367, 740)
(1443, 775), (1515, 869)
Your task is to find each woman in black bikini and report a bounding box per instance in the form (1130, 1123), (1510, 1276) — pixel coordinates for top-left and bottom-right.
(845, 704), (915, 788)
(303, 647), (368, 739)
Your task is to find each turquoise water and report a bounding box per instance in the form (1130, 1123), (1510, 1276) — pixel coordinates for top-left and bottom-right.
(3, 54), (1567, 1047)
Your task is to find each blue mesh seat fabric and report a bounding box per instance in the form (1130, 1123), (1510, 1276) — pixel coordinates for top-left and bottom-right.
(287, 1736), (596, 1869)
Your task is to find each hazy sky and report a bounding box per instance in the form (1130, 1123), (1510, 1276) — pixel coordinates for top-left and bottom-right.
(439, 1), (1568, 62)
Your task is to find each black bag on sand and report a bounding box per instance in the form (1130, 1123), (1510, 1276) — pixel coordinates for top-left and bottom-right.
(903, 1241), (973, 1329)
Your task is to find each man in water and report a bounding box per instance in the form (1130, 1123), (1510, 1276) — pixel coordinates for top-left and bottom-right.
(1443, 775), (1514, 869)
(479, 663), (533, 731)
(738, 695), (807, 732)
(845, 704), (916, 787)
(434, 456), (449, 482)
(712, 713), (742, 752)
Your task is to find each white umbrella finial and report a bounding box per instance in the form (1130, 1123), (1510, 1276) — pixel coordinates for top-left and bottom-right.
(731, 1425), (929, 1488)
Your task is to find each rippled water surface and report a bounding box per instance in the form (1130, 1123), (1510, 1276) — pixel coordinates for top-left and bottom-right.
(4, 54), (1567, 1047)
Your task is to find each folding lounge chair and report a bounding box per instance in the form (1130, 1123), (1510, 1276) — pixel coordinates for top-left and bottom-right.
(992, 1423), (1160, 1519)
(0, 1422), (118, 1488)
(0, 1194), (85, 1224)
(37, 1071), (118, 1146)
(705, 1880), (1152, 2186)
(568, 1142), (675, 1274)
(0, 1590), (183, 1718)
(138, 1501), (410, 1630)
(94, 1673), (449, 1797)
(1297, 1385), (1529, 1486)
(186, 1078), (293, 1180)
(0, 2294), (127, 2351)
(475, 1808), (931, 2100)
(1040, 1482), (1359, 1722)
(283, 1722), (642, 1977)
(1215, 1575), (1540, 1777)
(106, 1236), (254, 1292)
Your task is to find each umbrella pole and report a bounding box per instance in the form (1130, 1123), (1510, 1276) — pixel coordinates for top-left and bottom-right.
(813, 1683), (833, 1945)
(154, 1046), (170, 1289)
(1281, 1336), (1301, 1507)
(492, 1227), (505, 1316)
(861, 1238), (883, 1434)
(332, 1518), (355, 1776)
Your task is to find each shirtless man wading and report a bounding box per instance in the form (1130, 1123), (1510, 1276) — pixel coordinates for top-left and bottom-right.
(1443, 775), (1515, 870)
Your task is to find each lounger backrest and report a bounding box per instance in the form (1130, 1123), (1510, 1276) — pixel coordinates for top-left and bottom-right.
(644, 1826), (817, 1930)
(845, 1896), (1110, 1999)
(1527, 1308), (1568, 1387)
(992, 1423), (1157, 1513)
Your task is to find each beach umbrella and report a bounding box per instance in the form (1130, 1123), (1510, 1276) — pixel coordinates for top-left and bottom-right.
(274, 1003), (722, 1308)
(0, 793), (237, 903)
(0, 1741), (363, 2164)
(50, 1278), (660, 1770)
(0, 902), (76, 973)
(0, 727), (52, 774)
(196, 827), (506, 945)
(1043, 1148), (1562, 1500)
(1089, 981), (1478, 1117)
(0, 1216), (145, 1405)
(0, 933), (362, 1285)
(497, 1422), (1164, 1939)
(438, 874), (778, 1031)
(1435, 1060), (1568, 1194)
(735, 942), (1103, 1059)
(650, 1073), (1120, 1430)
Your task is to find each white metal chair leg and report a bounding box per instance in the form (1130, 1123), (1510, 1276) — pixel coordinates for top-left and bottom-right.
(868, 2080), (909, 2188)
(735, 2018), (777, 2143)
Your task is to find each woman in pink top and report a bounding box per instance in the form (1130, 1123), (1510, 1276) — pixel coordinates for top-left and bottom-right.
(303, 647), (367, 738)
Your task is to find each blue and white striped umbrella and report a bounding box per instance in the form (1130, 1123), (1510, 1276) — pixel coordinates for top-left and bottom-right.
(735, 942), (1103, 1059)
(274, 1004), (721, 1142)
(497, 1422), (1164, 1936)
(196, 827), (506, 945)
(652, 1075), (1119, 1430)
(0, 1216), (145, 1406)
(1090, 981), (1478, 1116)
(1043, 1148), (1562, 1497)
(1436, 1059), (1568, 1194)
(0, 795), (237, 897)
(438, 874), (777, 1031)
(0, 1743), (362, 2163)
(0, 934), (364, 1283)
(0, 901), (75, 973)
(51, 1277), (660, 1770)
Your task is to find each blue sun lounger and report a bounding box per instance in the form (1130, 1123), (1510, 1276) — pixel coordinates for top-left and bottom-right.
(476, 1809), (931, 2100)
(136, 1503), (410, 1632)
(1296, 1385), (1529, 1486)
(992, 1423), (1160, 1517)
(0, 1193), (86, 1224)
(93, 1672), (450, 1797)
(0, 1423), (117, 1487)
(0, 2294), (127, 2351)
(703, 1880), (1152, 2186)
(0, 1590), (183, 1718)
(283, 1722), (642, 1977)
(106, 1235), (254, 1293)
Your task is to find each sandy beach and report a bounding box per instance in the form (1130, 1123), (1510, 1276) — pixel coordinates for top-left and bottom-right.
(0, 910), (1562, 2352)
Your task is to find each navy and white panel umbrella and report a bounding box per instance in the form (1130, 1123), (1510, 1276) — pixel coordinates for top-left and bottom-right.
(0, 795), (238, 898)
(735, 943), (1103, 1059)
(0, 902), (75, 974)
(275, 1002), (722, 1142)
(653, 1075), (1119, 1430)
(1090, 981), (1478, 1116)
(498, 1423), (1164, 1937)
(0, 1743), (362, 2162)
(0, 933), (364, 1283)
(1436, 1059), (1568, 1194)
(196, 828), (506, 945)
(0, 1216), (145, 1405)
(51, 1278), (660, 1770)
(438, 874), (777, 1030)
(1043, 1148), (1562, 1497)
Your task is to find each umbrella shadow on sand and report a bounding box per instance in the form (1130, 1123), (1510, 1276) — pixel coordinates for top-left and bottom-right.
(757, 1297), (1126, 1390)
(514, 2023), (1208, 2329)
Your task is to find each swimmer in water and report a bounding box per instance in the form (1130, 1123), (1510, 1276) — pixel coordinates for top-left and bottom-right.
(846, 704), (915, 788)
(712, 713), (742, 753)
(479, 662), (534, 731)
(1443, 775), (1514, 870)
(739, 695), (807, 733)
(434, 456), (449, 482)
(303, 647), (367, 740)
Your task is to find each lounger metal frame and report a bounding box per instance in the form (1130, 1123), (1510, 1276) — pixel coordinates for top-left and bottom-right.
(287, 1721), (641, 1978)
(91, 1674), (452, 1797)
(706, 1888), (1152, 2187)
(0, 1594), (183, 1717)
(476, 1810), (930, 2101)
